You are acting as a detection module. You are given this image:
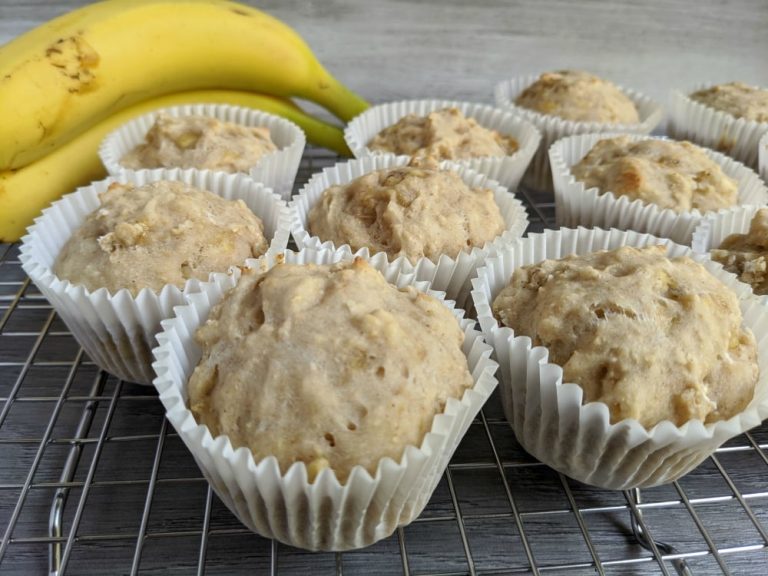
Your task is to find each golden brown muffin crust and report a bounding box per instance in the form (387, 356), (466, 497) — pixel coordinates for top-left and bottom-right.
(690, 82), (768, 123)
(54, 180), (268, 294)
(308, 157), (505, 262)
(514, 70), (639, 124)
(571, 136), (738, 213)
(492, 245), (758, 428)
(121, 113), (278, 172)
(188, 258), (474, 481)
(368, 107), (519, 160)
(712, 208), (768, 294)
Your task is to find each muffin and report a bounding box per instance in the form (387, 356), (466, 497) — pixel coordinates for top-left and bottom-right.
(345, 100), (542, 193)
(711, 207), (768, 294)
(494, 71), (661, 191)
(54, 180), (268, 294)
(472, 227), (768, 490)
(551, 133), (768, 244)
(187, 257), (474, 482)
(20, 170), (288, 385)
(570, 136), (739, 213)
(119, 113), (278, 172)
(514, 70), (639, 124)
(100, 104), (306, 200)
(152, 246), (498, 549)
(367, 107), (519, 160)
(689, 82), (768, 123)
(668, 82), (768, 169)
(492, 245), (758, 428)
(307, 157), (505, 263)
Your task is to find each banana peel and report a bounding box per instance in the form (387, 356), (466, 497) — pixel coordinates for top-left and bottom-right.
(0, 90), (350, 242)
(0, 0), (368, 169)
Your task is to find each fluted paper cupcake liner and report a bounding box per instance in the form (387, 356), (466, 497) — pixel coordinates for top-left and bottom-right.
(760, 132), (768, 183)
(690, 204), (768, 302)
(494, 75), (663, 191)
(150, 245), (499, 550)
(19, 170), (291, 385)
(471, 227), (768, 490)
(691, 205), (763, 255)
(668, 84), (768, 169)
(99, 103), (306, 199)
(344, 99), (542, 192)
(288, 155), (529, 309)
(550, 133), (768, 245)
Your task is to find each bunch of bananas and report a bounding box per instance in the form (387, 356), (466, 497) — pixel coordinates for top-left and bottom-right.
(0, 0), (370, 241)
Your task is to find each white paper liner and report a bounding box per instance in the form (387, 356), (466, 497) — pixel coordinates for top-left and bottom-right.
(760, 131), (768, 183)
(690, 204), (768, 303)
(344, 99), (542, 192)
(99, 103), (306, 199)
(150, 245), (499, 550)
(691, 205), (763, 255)
(18, 170), (291, 385)
(494, 75), (664, 191)
(288, 155), (529, 309)
(550, 133), (768, 245)
(668, 83), (768, 169)
(471, 227), (768, 490)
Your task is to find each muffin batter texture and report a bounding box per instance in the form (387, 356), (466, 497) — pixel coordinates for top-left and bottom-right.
(121, 113), (278, 172)
(515, 70), (639, 123)
(188, 258), (474, 481)
(308, 158), (505, 262)
(368, 107), (519, 160)
(492, 245), (757, 428)
(571, 136), (738, 213)
(54, 180), (268, 294)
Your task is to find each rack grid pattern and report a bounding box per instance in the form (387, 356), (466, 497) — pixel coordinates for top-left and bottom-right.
(1, 149), (767, 576)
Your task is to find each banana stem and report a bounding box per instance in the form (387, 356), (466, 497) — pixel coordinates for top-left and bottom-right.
(308, 67), (370, 123)
(297, 117), (351, 156)
(272, 101), (351, 155)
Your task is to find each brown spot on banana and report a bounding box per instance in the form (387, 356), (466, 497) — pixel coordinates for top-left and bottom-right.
(44, 34), (100, 94)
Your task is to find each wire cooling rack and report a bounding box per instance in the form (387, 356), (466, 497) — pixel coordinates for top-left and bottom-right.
(1, 148), (767, 576)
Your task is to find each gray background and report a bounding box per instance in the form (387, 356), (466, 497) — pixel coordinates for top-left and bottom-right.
(2, 0), (767, 111)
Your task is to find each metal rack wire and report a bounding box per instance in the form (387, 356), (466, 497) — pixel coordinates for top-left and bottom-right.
(1, 149), (767, 575)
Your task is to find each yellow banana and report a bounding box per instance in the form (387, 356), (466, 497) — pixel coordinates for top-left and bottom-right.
(0, 0), (368, 169)
(0, 90), (349, 243)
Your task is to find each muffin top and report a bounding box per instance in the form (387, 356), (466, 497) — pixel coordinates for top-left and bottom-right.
(514, 70), (639, 124)
(367, 107), (519, 160)
(120, 113), (278, 172)
(689, 82), (768, 123)
(712, 208), (768, 295)
(571, 136), (738, 213)
(187, 258), (474, 482)
(54, 180), (268, 294)
(492, 245), (758, 428)
(307, 157), (505, 263)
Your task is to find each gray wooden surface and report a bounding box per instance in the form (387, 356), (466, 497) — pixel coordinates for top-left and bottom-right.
(2, 2), (768, 576)
(1, 0), (767, 109)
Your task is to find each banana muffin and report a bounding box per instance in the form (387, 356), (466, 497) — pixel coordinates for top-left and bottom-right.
(571, 136), (738, 213)
(54, 180), (268, 294)
(187, 258), (474, 481)
(308, 157), (505, 262)
(367, 107), (519, 160)
(492, 245), (758, 428)
(690, 82), (768, 123)
(120, 113), (278, 172)
(514, 70), (639, 124)
(712, 208), (768, 294)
